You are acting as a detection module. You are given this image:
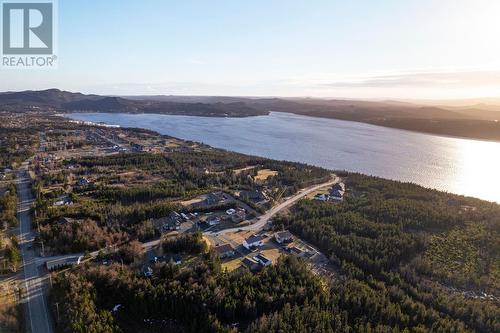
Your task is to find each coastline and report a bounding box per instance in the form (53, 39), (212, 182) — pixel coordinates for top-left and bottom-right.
(61, 112), (500, 204)
(61, 109), (500, 143)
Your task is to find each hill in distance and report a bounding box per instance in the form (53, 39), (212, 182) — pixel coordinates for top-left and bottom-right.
(1, 89), (500, 141)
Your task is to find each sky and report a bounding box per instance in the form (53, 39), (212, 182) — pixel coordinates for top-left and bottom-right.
(2, 0), (500, 99)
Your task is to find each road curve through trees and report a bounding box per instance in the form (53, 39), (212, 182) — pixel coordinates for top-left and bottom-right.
(216, 174), (339, 235)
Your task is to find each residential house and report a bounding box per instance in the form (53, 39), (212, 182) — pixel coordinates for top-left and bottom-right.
(192, 191), (231, 209)
(45, 256), (82, 271)
(152, 211), (182, 233)
(215, 244), (236, 259)
(287, 246), (315, 259)
(243, 235), (264, 250)
(254, 253), (272, 267)
(53, 196), (72, 206)
(275, 230), (294, 244)
(333, 182), (346, 192)
(206, 215), (221, 226)
(142, 265), (153, 277)
(57, 217), (75, 225)
(330, 183), (346, 201)
(156, 254), (182, 265)
(77, 177), (90, 187)
(314, 193), (330, 202)
(231, 208), (246, 223)
(241, 257), (260, 271)
(206, 191), (230, 205)
(288, 246), (304, 256)
(239, 190), (267, 203)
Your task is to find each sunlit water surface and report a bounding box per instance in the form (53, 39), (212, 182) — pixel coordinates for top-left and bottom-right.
(67, 112), (500, 203)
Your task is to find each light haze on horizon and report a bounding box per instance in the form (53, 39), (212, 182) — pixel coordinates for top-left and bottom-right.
(2, 0), (500, 99)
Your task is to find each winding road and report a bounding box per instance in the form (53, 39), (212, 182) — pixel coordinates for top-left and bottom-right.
(215, 175), (339, 235)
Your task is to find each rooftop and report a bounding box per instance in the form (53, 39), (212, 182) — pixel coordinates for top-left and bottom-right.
(275, 230), (293, 239)
(215, 243), (235, 254)
(245, 235), (263, 244)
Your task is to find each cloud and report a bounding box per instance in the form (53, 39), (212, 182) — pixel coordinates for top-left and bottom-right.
(323, 70), (500, 88)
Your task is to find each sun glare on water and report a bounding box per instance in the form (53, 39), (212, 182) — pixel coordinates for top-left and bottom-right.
(454, 139), (500, 202)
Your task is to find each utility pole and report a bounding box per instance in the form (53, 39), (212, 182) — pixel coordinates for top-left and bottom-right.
(55, 302), (60, 322)
(40, 240), (45, 257)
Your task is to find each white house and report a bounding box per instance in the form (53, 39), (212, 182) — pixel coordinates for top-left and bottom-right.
(243, 235), (264, 250)
(206, 215), (221, 226)
(254, 253), (272, 267)
(314, 193), (330, 202)
(275, 230), (294, 244)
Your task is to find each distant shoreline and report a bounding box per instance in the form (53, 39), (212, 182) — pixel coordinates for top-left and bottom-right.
(65, 109), (500, 144)
(64, 111), (500, 203)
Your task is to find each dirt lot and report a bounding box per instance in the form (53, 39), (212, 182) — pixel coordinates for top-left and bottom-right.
(233, 166), (257, 175)
(254, 169), (278, 181)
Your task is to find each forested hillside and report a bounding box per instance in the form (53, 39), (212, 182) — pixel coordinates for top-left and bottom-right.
(275, 173), (500, 332)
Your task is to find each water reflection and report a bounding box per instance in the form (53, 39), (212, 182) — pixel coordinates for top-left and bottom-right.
(67, 112), (500, 203)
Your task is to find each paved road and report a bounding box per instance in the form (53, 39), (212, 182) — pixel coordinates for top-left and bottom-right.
(45, 175), (339, 270)
(215, 175), (339, 235)
(140, 176), (339, 250)
(16, 163), (54, 333)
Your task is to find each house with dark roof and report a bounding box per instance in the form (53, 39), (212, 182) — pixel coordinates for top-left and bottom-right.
(314, 193), (330, 201)
(231, 208), (246, 223)
(206, 215), (221, 226)
(239, 190), (267, 203)
(254, 253), (272, 267)
(152, 211), (182, 233)
(165, 255), (182, 265)
(45, 256), (82, 271)
(330, 183), (346, 201)
(241, 257), (260, 271)
(192, 191), (232, 209)
(243, 235), (264, 250)
(57, 217), (75, 225)
(142, 265), (153, 277)
(215, 243), (236, 259)
(77, 177), (91, 187)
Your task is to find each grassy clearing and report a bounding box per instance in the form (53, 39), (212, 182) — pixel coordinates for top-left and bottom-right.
(221, 258), (242, 272)
(254, 169), (278, 181)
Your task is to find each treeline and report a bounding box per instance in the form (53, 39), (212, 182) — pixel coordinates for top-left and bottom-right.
(74, 151), (330, 205)
(52, 256), (330, 333)
(0, 184), (18, 229)
(0, 235), (21, 273)
(0, 127), (38, 168)
(40, 219), (128, 254)
(34, 189), (179, 254)
(52, 249), (497, 333)
(274, 173), (500, 332)
(162, 232), (207, 254)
